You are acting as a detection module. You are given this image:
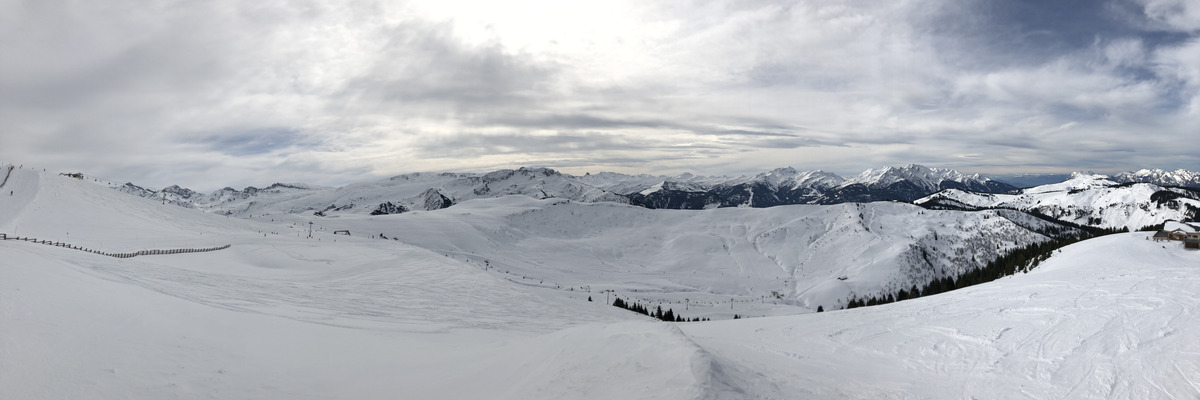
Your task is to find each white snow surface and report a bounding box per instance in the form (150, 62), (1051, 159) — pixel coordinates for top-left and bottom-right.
(4, 169), (1200, 399)
(1163, 221), (1198, 233)
(682, 232), (1200, 399)
(917, 174), (1200, 230)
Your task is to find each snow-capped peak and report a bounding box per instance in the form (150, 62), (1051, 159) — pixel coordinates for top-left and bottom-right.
(846, 164), (990, 191)
(790, 170), (845, 190)
(749, 167), (801, 187)
(1025, 173), (1118, 194)
(1111, 168), (1200, 188)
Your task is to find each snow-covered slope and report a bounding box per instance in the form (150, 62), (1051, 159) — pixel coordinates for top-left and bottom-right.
(330, 197), (1057, 311)
(1, 168), (723, 399)
(5, 168), (1200, 399)
(24, 167), (1065, 311)
(917, 173), (1200, 230)
(681, 232), (1200, 398)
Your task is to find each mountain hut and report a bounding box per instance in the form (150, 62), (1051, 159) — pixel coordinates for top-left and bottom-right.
(1186, 232), (1200, 249)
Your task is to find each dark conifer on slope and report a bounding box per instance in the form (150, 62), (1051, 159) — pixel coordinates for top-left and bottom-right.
(611, 297), (707, 322)
(841, 226), (1129, 310)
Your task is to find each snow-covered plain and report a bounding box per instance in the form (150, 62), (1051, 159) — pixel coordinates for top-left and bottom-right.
(4, 168), (1200, 399)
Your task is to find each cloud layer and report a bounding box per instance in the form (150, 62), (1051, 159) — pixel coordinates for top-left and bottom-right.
(1, 0), (1197, 190)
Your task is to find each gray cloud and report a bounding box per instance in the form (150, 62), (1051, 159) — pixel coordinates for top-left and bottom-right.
(0, 0), (1197, 191)
(338, 22), (556, 112)
(192, 128), (305, 156)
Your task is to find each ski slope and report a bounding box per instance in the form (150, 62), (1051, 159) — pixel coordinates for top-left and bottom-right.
(4, 168), (1200, 399)
(1, 168), (717, 399)
(681, 233), (1200, 398)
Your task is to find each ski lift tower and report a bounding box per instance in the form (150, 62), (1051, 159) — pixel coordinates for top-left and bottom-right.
(308, 221), (313, 239)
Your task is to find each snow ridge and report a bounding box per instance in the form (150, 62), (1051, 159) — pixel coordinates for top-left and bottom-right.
(1110, 168), (1200, 188)
(917, 174), (1200, 230)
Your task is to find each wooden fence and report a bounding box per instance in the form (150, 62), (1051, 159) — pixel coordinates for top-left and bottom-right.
(0, 233), (230, 259)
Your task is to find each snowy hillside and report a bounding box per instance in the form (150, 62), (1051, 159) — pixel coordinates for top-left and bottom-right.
(283, 197), (1060, 311)
(9, 168), (1061, 316)
(681, 232), (1200, 398)
(917, 173), (1200, 230)
(4, 168), (1200, 399)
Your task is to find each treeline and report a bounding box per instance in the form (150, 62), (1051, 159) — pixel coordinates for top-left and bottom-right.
(612, 297), (709, 322)
(841, 226), (1129, 310)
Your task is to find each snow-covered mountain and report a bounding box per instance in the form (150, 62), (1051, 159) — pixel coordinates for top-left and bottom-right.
(625, 167), (844, 209)
(628, 164), (1016, 208)
(818, 164), (1016, 204)
(116, 181), (325, 211)
(916, 173), (1200, 230)
(21, 167), (1068, 313)
(1110, 168), (1200, 188)
(348, 197), (1074, 311)
(6, 166), (1200, 399)
(113, 167), (627, 217)
(110, 164), (1016, 216)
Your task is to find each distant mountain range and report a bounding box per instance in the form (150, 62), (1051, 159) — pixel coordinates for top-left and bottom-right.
(624, 165), (1016, 209)
(988, 169), (1200, 189)
(1108, 169), (1200, 188)
(109, 165), (1200, 228)
(111, 164), (1016, 216)
(916, 173), (1200, 230)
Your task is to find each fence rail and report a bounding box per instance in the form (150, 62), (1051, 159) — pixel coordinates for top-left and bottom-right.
(1, 233), (230, 258)
(0, 165), (13, 189)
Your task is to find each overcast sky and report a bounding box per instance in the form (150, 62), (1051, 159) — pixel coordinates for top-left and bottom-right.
(2, 0), (1198, 190)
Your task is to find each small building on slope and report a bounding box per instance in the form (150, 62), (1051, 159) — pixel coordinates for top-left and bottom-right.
(1155, 221), (1200, 248)
(1186, 232), (1200, 249)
